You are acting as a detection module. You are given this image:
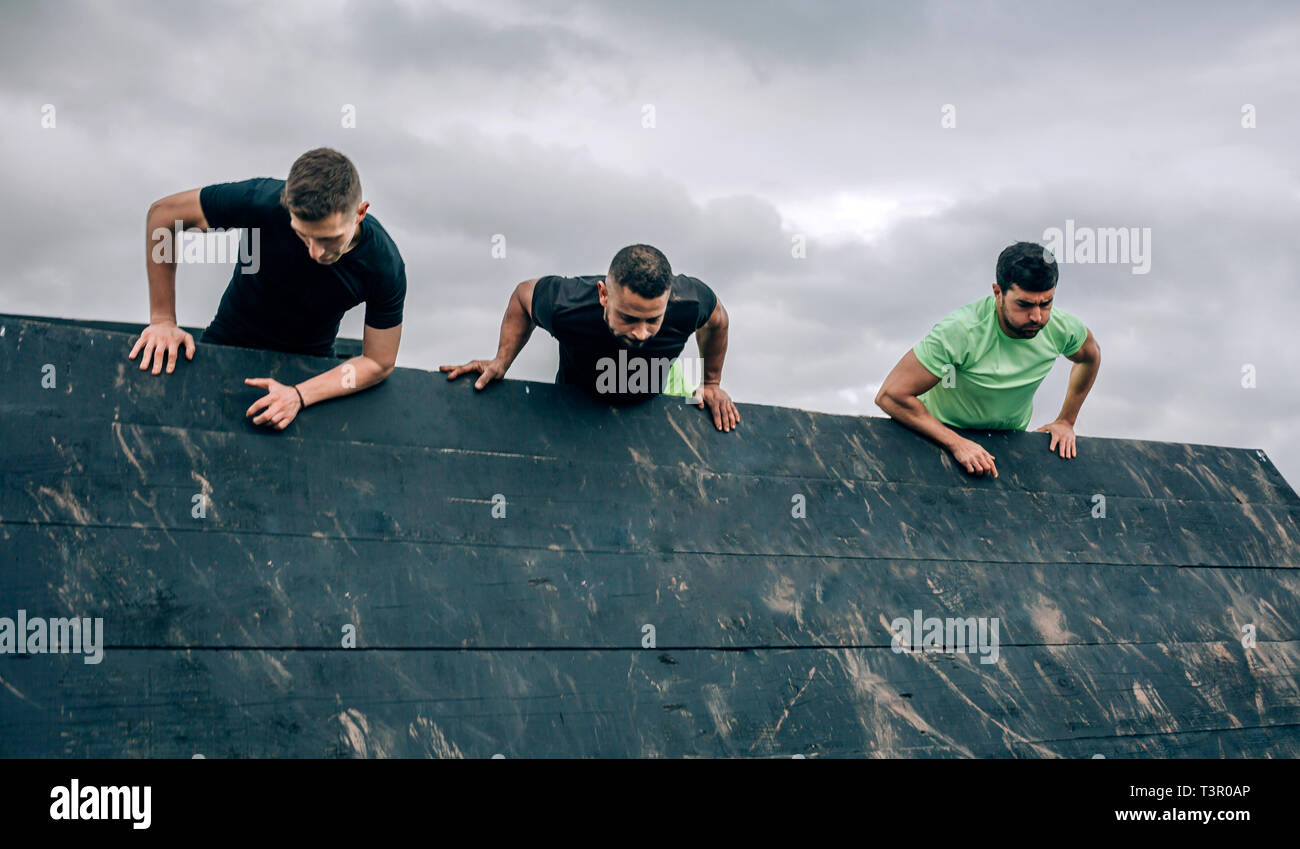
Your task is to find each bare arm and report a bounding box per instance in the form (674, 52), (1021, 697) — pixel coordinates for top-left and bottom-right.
(692, 300), (740, 431)
(298, 322), (401, 405)
(244, 322), (403, 430)
(128, 189), (208, 374)
(875, 350), (998, 476)
(440, 278), (538, 389)
(1055, 329), (1101, 425)
(875, 350), (956, 448)
(694, 300), (729, 385)
(1034, 329), (1101, 458)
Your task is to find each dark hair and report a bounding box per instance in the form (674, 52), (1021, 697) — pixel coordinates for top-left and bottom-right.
(608, 244), (673, 298)
(280, 148), (362, 221)
(996, 241), (1058, 294)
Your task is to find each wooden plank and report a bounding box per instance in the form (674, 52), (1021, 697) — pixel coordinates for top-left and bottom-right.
(2, 643), (1298, 758)
(3, 527), (1299, 649)
(5, 416), (1300, 568)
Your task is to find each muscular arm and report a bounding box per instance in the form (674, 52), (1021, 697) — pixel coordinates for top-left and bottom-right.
(440, 278), (539, 389)
(129, 189), (208, 373)
(875, 350), (955, 447)
(691, 299), (740, 431)
(875, 350), (998, 476)
(694, 299), (729, 385)
(1054, 329), (1101, 425)
(145, 188), (208, 325)
(495, 278), (539, 370)
(1033, 328), (1101, 458)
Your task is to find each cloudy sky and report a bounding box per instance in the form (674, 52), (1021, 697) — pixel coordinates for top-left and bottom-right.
(3, 0), (1298, 486)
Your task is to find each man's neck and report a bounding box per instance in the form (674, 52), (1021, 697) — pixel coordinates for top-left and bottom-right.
(342, 222), (364, 256)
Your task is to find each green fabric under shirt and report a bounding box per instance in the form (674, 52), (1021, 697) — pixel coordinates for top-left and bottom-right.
(662, 357), (698, 398)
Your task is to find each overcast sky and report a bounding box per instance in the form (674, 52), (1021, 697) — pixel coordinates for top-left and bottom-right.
(3, 0), (1298, 488)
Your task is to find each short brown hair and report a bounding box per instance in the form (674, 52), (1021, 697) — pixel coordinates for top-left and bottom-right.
(281, 148), (362, 221)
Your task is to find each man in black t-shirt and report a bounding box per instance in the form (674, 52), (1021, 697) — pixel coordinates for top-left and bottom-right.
(129, 148), (406, 430)
(441, 244), (740, 432)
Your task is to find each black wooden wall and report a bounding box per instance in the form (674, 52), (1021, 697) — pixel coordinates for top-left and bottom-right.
(3, 315), (1299, 757)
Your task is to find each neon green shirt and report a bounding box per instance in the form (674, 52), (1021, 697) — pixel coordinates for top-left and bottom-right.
(912, 295), (1087, 431)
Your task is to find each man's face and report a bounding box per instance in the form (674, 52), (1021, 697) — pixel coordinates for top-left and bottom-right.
(993, 283), (1054, 338)
(598, 277), (669, 348)
(289, 202), (369, 264)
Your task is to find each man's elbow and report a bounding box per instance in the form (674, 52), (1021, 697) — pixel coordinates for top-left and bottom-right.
(876, 386), (920, 419)
(367, 357), (396, 382)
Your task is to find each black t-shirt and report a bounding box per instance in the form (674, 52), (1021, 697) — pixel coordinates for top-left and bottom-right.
(198, 178), (406, 356)
(530, 274), (717, 402)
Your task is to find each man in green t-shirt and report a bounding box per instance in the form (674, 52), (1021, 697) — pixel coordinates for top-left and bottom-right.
(875, 241), (1101, 477)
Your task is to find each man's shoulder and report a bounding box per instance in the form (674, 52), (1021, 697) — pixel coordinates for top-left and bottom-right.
(933, 296), (994, 333)
(244, 176), (285, 196)
(1044, 303), (1087, 352)
(198, 177), (287, 225)
(540, 274), (602, 305)
(668, 273), (714, 303)
(913, 297), (992, 371)
(556, 274), (603, 287)
(357, 213), (403, 263)
(201, 176), (284, 205)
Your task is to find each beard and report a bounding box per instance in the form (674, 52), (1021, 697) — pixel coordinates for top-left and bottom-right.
(998, 303), (1042, 337)
(604, 305), (646, 348)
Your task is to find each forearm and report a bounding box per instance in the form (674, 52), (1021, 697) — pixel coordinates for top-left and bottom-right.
(879, 393), (963, 451)
(296, 356), (390, 407)
(145, 205), (179, 324)
(493, 287), (536, 368)
(695, 324), (727, 384)
(1055, 359), (1100, 425)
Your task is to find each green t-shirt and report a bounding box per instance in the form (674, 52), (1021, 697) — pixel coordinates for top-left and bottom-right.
(912, 295), (1087, 431)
